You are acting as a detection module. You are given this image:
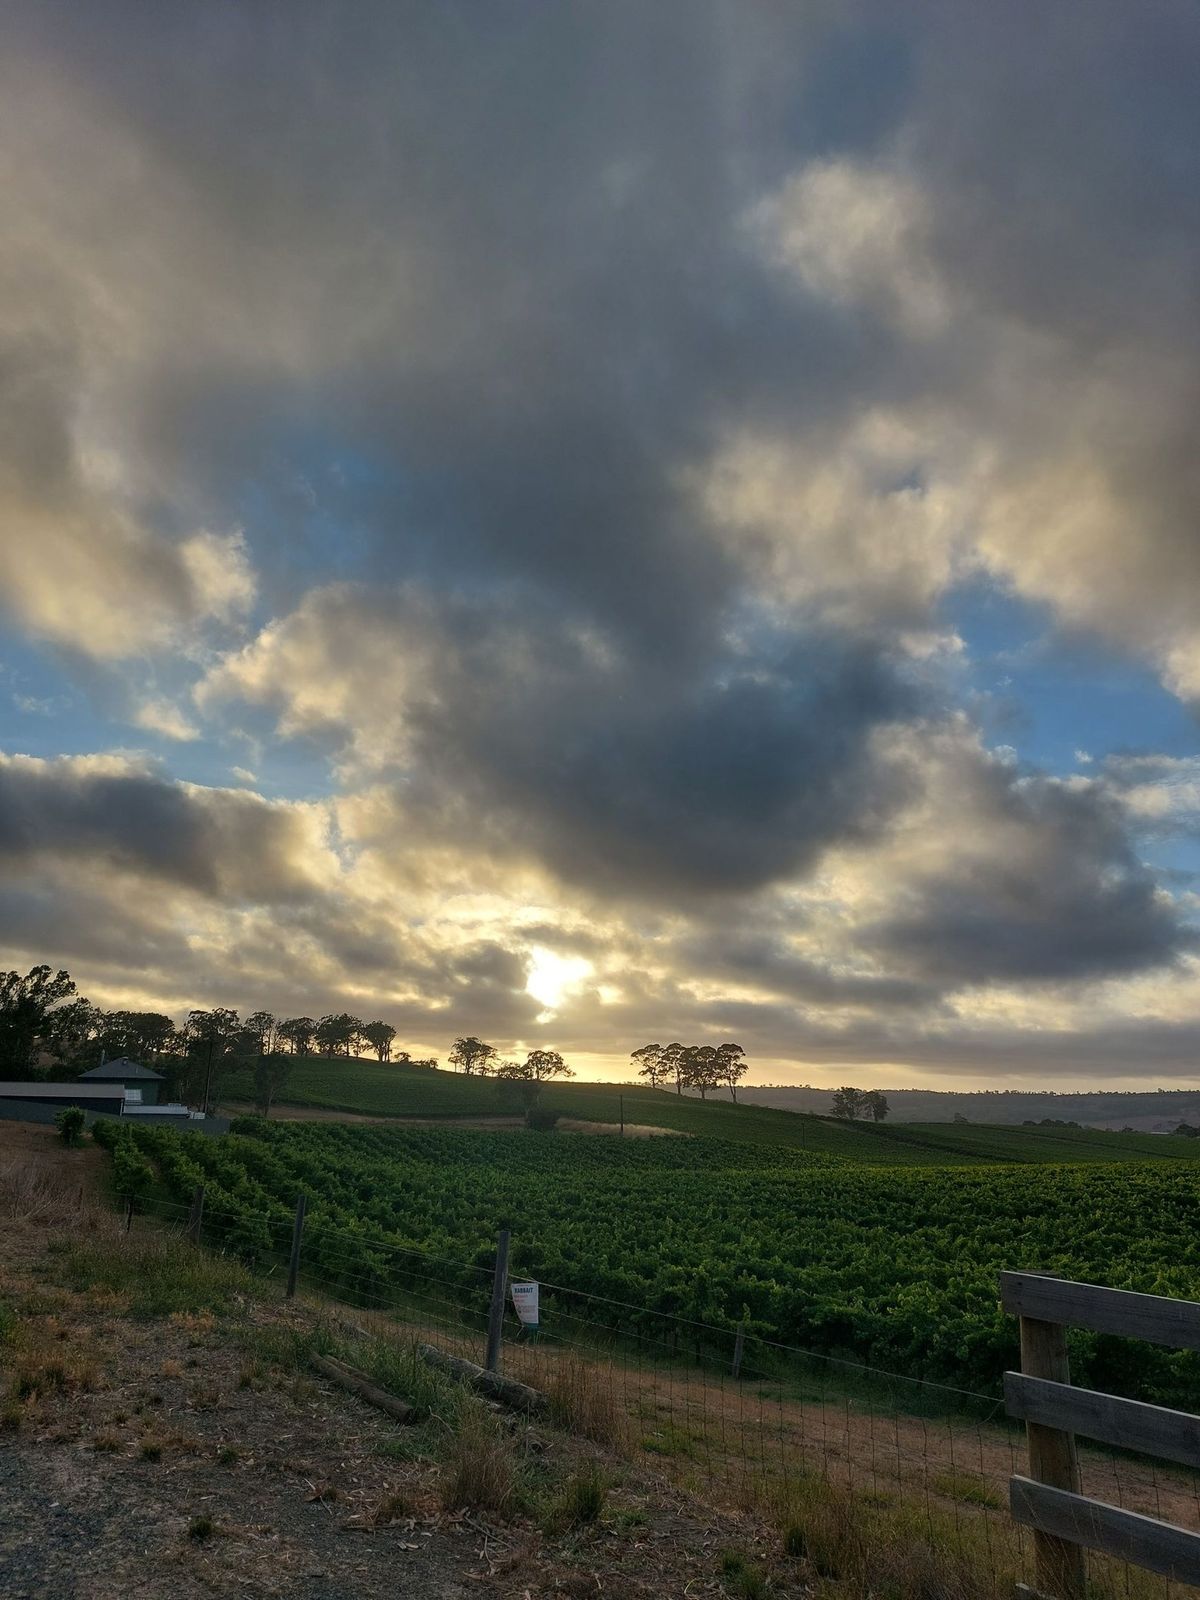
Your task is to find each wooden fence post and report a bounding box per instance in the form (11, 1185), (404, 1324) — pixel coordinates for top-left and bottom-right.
(125, 1195), (134, 1234)
(732, 1326), (746, 1380)
(1020, 1313), (1087, 1599)
(186, 1183), (205, 1245)
(286, 1193), (307, 1299)
(485, 1228), (511, 1374)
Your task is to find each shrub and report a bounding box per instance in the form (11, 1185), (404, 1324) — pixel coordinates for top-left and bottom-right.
(56, 1106), (86, 1147)
(526, 1108), (560, 1131)
(187, 1515), (214, 1542)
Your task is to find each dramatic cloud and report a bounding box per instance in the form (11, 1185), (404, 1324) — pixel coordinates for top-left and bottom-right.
(202, 584), (918, 896)
(0, 2), (1196, 1081)
(857, 732), (1187, 984)
(0, 754), (332, 902)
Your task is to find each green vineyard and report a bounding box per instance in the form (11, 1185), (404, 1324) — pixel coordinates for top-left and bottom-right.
(95, 1116), (1200, 1407)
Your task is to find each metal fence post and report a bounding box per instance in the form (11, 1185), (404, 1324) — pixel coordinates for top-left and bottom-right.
(186, 1183), (205, 1245)
(125, 1195), (134, 1234)
(619, 1095), (624, 1137)
(485, 1228), (511, 1373)
(286, 1193), (307, 1299)
(1020, 1313), (1087, 1600)
(732, 1326), (746, 1380)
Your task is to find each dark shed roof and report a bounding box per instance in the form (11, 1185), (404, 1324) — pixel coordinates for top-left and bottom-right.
(78, 1058), (165, 1083)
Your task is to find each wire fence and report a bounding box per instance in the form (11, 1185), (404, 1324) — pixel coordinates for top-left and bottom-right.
(106, 1184), (1200, 1600)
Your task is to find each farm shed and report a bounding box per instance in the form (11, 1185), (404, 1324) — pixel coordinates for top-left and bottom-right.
(78, 1058), (165, 1106)
(0, 1082), (126, 1118)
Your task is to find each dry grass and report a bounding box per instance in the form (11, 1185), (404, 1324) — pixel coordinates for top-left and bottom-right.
(543, 1353), (630, 1449)
(0, 1156), (85, 1225)
(8, 1337), (101, 1402)
(439, 1402), (521, 1519)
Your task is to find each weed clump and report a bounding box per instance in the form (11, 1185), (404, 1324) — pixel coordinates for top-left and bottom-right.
(440, 1402), (521, 1520)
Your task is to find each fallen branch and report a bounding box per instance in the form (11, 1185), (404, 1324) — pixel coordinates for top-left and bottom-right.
(417, 1343), (548, 1414)
(311, 1353), (416, 1423)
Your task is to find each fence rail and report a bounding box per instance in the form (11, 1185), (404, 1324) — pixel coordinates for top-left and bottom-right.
(1001, 1270), (1200, 1597)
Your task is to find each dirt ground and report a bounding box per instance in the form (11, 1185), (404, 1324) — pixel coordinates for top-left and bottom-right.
(219, 1105), (529, 1129)
(0, 1122), (803, 1600)
(222, 1106), (685, 1138)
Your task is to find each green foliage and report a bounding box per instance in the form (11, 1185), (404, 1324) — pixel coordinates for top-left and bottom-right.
(110, 1134), (156, 1201)
(526, 1107), (560, 1131)
(55, 1105), (86, 1147)
(100, 1118), (1200, 1404)
(0, 964), (76, 1072)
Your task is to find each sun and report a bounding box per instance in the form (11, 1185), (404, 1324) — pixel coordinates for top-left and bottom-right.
(524, 946), (593, 1019)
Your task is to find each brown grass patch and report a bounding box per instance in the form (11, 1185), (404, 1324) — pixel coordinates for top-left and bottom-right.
(9, 1343), (100, 1401)
(544, 1354), (630, 1449)
(0, 1156), (84, 1226)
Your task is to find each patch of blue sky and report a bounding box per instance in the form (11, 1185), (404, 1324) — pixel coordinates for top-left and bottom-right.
(948, 577), (1200, 776)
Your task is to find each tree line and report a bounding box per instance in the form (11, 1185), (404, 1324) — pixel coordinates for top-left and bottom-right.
(0, 965), (438, 1114)
(830, 1086), (889, 1121)
(0, 963), (756, 1116)
(630, 1041), (748, 1101)
(447, 1037), (574, 1082)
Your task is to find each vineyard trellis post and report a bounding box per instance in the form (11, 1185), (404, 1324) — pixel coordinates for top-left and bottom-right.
(286, 1193), (307, 1299)
(485, 1228), (511, 1373)
(731, 1325), (746, 1380)
(186, 1183), (205, 1245)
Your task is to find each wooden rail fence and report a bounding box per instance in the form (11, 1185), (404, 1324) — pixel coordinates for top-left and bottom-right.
(1001, 1269), (1200, 1597)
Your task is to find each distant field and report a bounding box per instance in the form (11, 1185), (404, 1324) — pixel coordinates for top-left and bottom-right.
(221, 1056), (1200, 1165)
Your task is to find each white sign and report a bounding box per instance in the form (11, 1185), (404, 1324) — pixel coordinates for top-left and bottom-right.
(510, 1280), (539, 1329)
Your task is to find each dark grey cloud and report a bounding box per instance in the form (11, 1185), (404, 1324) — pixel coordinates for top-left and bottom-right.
(404, 610), (917, 898)
(864, 758), (1188, 984)
(0, 757), (323, 903)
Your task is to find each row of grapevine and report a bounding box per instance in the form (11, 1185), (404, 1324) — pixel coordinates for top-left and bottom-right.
(101, 1116), (1200, 1405)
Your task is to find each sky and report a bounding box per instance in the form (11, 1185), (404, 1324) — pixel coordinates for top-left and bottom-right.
(2, 1), (1199, 1089)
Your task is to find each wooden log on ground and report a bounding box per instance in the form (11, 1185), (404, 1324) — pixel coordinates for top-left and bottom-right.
(417, 1342), (548, 1414)
(311, 1354), (416, 1423)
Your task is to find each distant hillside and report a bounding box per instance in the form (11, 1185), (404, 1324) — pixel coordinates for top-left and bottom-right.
(738, 1084), (1200, 1130)
(220, 1055), (1200, 1164)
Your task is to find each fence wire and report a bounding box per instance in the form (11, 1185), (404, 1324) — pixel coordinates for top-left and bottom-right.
(106, 1184), (1200, 1600)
